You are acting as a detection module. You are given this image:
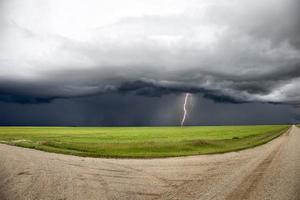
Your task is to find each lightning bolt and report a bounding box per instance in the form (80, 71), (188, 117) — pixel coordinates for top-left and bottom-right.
(181, 93), (191, 127)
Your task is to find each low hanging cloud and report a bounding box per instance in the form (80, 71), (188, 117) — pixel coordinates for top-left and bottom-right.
(0, 0), (300, 104)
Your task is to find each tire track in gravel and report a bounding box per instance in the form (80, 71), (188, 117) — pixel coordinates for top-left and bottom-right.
(0, 126), (299, 200)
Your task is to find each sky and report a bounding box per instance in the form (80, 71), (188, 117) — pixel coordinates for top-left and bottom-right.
(0, 0), (299, 126)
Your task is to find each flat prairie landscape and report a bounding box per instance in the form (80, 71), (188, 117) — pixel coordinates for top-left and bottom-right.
(0, 125), (299, 200)
(0, 125), (289, 158)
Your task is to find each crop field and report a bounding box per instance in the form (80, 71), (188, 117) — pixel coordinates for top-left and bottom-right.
(0, 125), (289, 158)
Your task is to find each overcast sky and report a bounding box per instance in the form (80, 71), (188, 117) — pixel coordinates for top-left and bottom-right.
(0, 0), (299, 125)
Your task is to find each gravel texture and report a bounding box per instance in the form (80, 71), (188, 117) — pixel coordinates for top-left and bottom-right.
(0, 126), (299, 200)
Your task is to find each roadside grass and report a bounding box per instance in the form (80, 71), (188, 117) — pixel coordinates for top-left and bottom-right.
(0, 125), (289, 158)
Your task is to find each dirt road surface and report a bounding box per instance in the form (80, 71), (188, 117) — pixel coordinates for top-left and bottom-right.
(0, 125), (299, 200)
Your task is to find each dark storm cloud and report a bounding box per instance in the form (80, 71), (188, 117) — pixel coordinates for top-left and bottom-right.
(118, 80), (206, 97)
(0, 0), (300, 105)
(0, 78), (243, 104)
(0, 93), (54, 104)
(0, 93), (295, 126)
(118, 79), (249, 104)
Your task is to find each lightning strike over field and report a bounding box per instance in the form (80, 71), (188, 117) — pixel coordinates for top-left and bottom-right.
(181, 93), (191, 127)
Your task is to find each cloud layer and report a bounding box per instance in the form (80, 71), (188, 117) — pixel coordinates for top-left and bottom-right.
(0, 0), (300, 104)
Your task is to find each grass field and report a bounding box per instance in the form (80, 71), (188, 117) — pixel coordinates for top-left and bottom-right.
(0, 125), (289, 158)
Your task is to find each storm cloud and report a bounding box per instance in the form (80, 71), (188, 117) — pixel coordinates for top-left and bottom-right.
(0, 0), (300, 104)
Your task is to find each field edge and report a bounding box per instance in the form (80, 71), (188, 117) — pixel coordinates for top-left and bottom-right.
(0, 125), (290, 159)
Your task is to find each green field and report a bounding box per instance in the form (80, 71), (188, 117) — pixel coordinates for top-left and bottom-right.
(0, 125), (289, 158)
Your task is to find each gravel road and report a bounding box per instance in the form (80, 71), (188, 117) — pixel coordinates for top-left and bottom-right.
(0, 125), (299, 200)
